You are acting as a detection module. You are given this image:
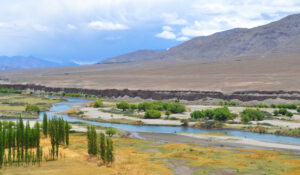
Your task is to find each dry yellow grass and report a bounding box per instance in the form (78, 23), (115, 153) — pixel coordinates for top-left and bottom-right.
(1, 134), (300, 175)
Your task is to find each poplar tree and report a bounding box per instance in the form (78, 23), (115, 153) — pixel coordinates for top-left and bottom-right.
(65, 122), (69, 146)
(99, 133), (106, 163)
(43, 113), (48, 137)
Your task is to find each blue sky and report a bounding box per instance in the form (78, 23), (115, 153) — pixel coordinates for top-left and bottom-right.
(0, 0), (300, 64)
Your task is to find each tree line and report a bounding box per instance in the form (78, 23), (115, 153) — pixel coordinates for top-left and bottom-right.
(87, 126), (114, 166)
(0, 114), (70, 168)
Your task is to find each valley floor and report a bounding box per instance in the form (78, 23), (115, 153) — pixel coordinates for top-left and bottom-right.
(1, 133), (300, 175)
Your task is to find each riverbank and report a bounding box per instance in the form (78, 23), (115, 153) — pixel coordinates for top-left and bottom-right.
(137, 132), (300, 153)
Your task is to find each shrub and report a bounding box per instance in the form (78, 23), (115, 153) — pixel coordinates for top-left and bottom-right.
(277, 104), (297, 109)
(213, 107), (233, 122)
(297, 107), (300, 113)
(241, 114), (251, 123)
(241, 109), (265, 121)
(0, 86), (22, 94)
(286, 111), (293, 117)
(273, 110), (279, 116)
(116, 101), (130, 111)
(270, 104), (277, 108)
(105, 128), (117, 137)
(144, 110), (161, 119)
(25, 104), (40, 113)
(67, 109), (83, 116)
(130, 104), (137, 110)
(93, 100), (103, 108)
(278, 108), (288, 115)
(165, 110), (171, 117)
(137, 101), (185, 114)
(190, 110), (204, 119)
(203, 109), (215, 119)
(166, 103), (186, 113)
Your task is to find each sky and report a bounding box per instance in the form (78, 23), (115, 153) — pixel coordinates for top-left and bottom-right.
(0, 0), (300, 64)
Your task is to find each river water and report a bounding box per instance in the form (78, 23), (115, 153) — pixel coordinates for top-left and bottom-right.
(4, 97), (300, 145)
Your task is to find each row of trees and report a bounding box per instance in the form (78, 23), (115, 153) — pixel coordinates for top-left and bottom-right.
(116, 101), (186, 114)
(190, 107), (234, 122)
(241, 109), (265, 123)
(0, 114), (71, 168)
(273, 108), (293, 117)
(87, 126), (114, 166)
(0, 118), (42, 168)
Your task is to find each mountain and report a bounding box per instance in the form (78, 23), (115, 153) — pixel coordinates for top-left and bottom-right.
(99, 49), (162, 64)
(0, 56), (77, 70)
(1, 14), (300, 92)
(156, 13), (300, 62)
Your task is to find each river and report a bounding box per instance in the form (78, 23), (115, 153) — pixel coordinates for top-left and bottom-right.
(3, 97), (300, 145)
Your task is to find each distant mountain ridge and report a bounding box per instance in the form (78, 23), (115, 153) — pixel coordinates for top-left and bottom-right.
(99, 13), (300, 64)
(157, 13), (300, 62)
(99, 49), (163, 64)
(0, 56), (77, 70)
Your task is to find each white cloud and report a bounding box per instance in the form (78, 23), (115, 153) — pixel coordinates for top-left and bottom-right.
(88, 21), (129, 30)
(162, 13), (187, 25)
(176, 36), (189, 41)
(67, 24), (77, 30)
(0, 22), (10, 28)
(156, 30), (176, 39)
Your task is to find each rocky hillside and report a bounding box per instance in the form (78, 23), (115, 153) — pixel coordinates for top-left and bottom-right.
(156, 14), (300, 62)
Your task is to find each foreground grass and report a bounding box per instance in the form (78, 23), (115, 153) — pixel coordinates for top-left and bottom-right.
(1, 133), (299, 175)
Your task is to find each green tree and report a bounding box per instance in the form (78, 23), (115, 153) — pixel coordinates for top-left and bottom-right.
(144, 109), (161, 119)
(190, 110), (204, 119)
(99, 133), (106, 164)
(273, 110), (279, 116)
(213, 107), (233, 122)
(116, 101), (130, 111)
(241, 109), (265, 121)
(105, 128), (117, 137)
(106, 138), (114, 165)
(297, 107), (300, 113)
(130, 104), (137, 110)
(93, 100), (103, 108)
(43, 113), (48, 137)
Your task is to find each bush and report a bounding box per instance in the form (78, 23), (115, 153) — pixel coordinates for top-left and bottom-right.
(286, 111), (293, 117)
(241, 109), (265, 121)
(93, 100), (103, 108)
(137, 101), (185, 114)
(116, 101), (130, 111)
(270, 104), (277, 108)
(25, 104), (40, 113)
(167, 103), (186, 113)
(241, 114), (251, 123)
(144, 110), (161, 119)
(0, 86), (22, 94)
(279, 108), (288, 115)
(273, 110), (279, 116)
(213, 107), (233, 122)
(277, 104), (297, 109)
(190, 110), (204, 119)
(297, 107), (300, 113)
(165, 110), (171, 117)
(67, 109), (83, 116)
(105, 128), (117, 137)
(130, 104), (137, 110)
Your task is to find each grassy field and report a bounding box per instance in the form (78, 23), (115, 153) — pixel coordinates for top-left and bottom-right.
(1, 132), (300, 175)
(0, 93), (63, 118)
